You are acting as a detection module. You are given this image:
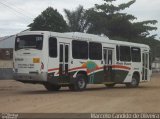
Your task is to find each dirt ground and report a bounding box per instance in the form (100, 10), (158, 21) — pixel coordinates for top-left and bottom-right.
(0, 73), (160, 113)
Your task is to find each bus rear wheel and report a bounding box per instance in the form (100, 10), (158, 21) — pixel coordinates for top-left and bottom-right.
(105, 83), (116, 88)
(126, 74), (139, 88)
(44, 83), (61, 91)
(69, 74), (87, 91)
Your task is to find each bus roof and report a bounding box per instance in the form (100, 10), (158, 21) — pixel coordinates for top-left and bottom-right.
(17, 31), (150, 49)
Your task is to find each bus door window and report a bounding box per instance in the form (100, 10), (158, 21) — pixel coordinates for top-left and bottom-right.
(59, 44), (64, 75)
(142, 52), (149, 80)
(103, 49), (108, 65)
(65, 45), (69, 74)
(108, 50), (113, 65)
(145, 53), (149, 80)
(103, 48), (113, 82)
(103, 48), (113, 66)
(59, 43), (69, 76)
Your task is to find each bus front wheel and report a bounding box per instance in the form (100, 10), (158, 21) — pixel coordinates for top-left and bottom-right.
(126, 74), (139, 88)
(44, 83), (61, 91)
(69, 74), (87, 91)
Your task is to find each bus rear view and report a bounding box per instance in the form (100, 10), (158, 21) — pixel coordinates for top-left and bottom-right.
(13, 32), (47, 83)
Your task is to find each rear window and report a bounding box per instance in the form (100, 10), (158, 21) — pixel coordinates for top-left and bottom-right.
(15, 35), (43, 51)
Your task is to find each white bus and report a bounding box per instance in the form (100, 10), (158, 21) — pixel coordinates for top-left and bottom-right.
(13, 31), (152, 91)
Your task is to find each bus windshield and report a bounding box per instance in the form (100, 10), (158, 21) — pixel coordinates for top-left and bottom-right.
(15, 35), (43, 51)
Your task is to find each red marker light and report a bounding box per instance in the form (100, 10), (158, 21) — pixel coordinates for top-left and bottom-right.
(41, 62), (44, 70)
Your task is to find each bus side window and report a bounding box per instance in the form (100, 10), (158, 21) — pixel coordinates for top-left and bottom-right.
(49, 37), (57, 58)
(89, 42), (102, 60)
(120, 46), (131, 62)
(72, 40), (88, 59)
(131, 47), (141, 62)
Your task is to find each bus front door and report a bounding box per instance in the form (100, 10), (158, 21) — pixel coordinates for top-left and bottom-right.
(59, 43), (69, 78)
(103, 48), (113, 82)
(142, 52), (150, 81)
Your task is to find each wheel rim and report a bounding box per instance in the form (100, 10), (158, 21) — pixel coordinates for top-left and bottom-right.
(78, 78), (85, 89)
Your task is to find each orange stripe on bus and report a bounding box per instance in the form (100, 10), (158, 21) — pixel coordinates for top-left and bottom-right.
(68, 67), (86, 71)
(112, 65), (131, 70)
(48, 67), (85, 72)
(48, 65), (130, 73)
(48, 68), (59, 72)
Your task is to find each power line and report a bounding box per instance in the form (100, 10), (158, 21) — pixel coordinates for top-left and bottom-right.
(2, 0), (35, 18)
(0, 5), (29, 23)
(0, 1), (33, 20)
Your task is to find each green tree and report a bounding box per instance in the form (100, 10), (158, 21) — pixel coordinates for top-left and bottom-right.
(64, 5), (89, 32)
(29, 7), (68, 32)
(86, 0), (157, 39)
(85, 0), (159, 59)
(132, 20), (157, 38)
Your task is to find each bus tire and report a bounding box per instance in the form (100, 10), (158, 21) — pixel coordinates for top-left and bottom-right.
(126, 74), (139, 88)
(69, 74), (87, 91)
(44, 83), (61, 91)
(105, 83), (116, 88)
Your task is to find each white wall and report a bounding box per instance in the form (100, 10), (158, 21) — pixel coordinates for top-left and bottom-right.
(0, 35), (15, 48)
(152, 62), (160, 72)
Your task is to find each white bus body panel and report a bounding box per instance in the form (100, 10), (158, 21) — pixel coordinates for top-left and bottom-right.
(13, 32), (49, 82)
(13, 31), (151, 85)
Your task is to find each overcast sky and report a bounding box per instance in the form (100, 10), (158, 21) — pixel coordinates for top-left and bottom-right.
(0, 0), (159, 39)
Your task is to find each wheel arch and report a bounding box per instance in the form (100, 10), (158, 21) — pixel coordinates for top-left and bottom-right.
(133, 71), (140, 82)
(69, 70), (88, 91)
(73, 70), (88, 83)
